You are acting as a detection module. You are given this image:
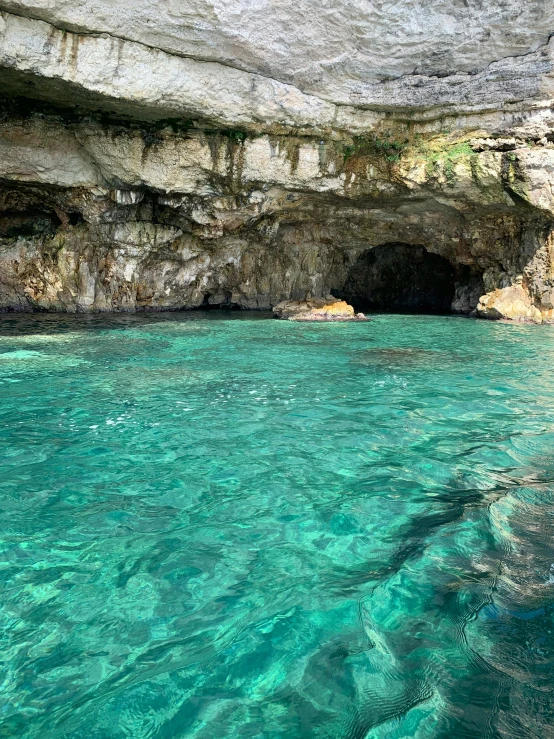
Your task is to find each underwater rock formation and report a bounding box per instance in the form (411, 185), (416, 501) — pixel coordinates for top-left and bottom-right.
(1, 3), (554, 320)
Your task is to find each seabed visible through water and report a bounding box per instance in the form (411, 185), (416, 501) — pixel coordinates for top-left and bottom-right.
(0, 311), (553, 738)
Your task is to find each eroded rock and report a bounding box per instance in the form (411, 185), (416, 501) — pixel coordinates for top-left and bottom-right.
(273, 298), (363, 322)
(1, 3), (554, 319)
(477, 285), (544, 323)
(1, 111), (554, 317)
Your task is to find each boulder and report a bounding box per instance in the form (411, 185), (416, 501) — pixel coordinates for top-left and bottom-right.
(273, 297), (365, 322)
(476, 285), (543, 323)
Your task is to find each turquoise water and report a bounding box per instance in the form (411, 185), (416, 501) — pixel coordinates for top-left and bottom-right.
(0, 312), (553, 738)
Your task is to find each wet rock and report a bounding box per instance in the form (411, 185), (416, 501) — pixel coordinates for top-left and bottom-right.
(476, 285), (543, 323)
(273, 298), (363, 322)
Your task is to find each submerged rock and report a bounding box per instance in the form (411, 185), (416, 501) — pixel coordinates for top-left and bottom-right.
(273, 297), (365, 322)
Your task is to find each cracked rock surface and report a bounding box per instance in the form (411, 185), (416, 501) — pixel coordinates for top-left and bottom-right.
(1, 2), (554, 320)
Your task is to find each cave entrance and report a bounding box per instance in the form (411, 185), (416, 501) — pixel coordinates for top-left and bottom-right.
(340, 243), (457, 314)
(200, 291), (241, 310)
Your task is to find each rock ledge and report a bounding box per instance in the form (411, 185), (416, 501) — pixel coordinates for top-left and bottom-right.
(273, 298), (365, 322)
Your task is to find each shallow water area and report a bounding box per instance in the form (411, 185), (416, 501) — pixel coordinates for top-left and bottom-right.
(1, 310), (554, 738)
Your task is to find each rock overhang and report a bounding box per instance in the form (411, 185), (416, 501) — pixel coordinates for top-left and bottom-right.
(1, 3), (554, 320)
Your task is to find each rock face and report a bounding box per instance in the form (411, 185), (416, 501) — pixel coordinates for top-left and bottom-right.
(273, 297), (360, 322)
(476, 284), (544, 323)
(1, 3), (554, 320)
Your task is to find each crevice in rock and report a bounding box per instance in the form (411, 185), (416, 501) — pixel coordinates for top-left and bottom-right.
(67, 211), (84, 226)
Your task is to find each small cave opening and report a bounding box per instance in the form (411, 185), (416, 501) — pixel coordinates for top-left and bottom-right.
(0, 208), (62, 239)
(68, 211), (84, 226)
(199, 291), (242, 310)
(339, 243), (459, 314)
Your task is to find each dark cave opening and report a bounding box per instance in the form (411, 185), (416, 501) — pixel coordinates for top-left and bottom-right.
(0, 208), (62, 239)
(339, 243), (459, 314)
(68, 211), (84, 226)
(200, 292), (242, 310)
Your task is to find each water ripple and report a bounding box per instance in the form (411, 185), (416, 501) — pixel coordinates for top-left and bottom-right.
(0, 312), (554, 737)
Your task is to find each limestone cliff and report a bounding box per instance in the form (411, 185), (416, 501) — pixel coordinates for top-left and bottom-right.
(1, 2), (554, 319)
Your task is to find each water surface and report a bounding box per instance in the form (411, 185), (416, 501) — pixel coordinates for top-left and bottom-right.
(0, 311), (553, 738)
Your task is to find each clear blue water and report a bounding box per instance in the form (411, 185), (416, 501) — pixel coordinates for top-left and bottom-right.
(0, 311), (553, 738)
